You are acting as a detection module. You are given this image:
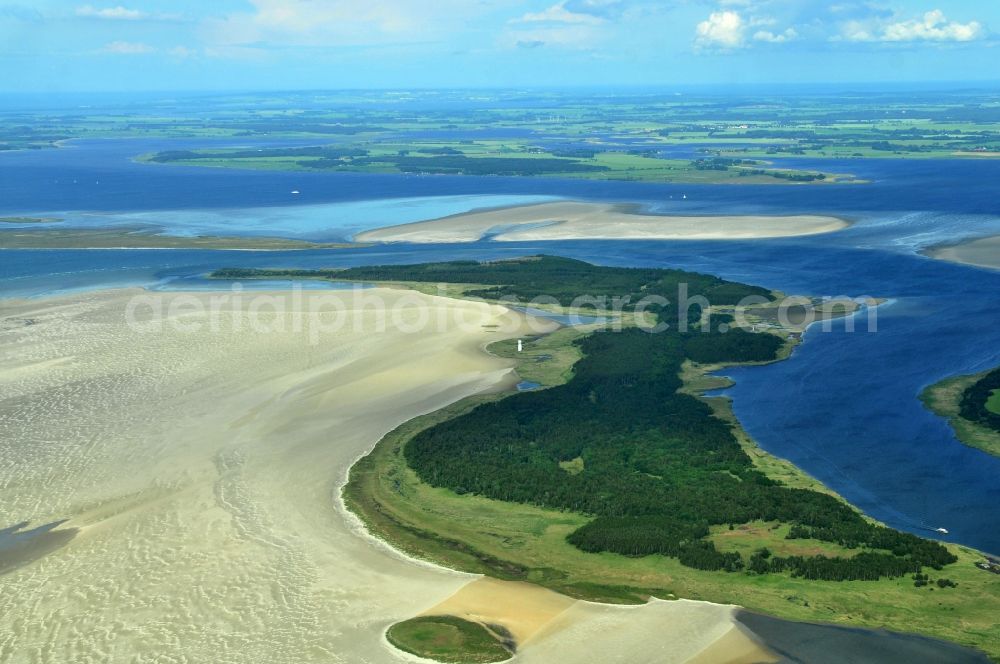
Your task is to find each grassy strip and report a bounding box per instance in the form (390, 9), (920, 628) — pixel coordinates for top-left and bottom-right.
(921, 372), (1000, 458)
(386, 616), (512, 664)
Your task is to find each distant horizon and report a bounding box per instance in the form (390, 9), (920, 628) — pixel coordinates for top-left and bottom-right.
(3, 79), (1000, 99)
(3, 2), (998, 93)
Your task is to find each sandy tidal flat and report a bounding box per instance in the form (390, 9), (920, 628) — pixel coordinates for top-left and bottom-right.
(925, 235), (1000, 270)
(0, 288), (531, 663)
(355, 201), (849, 243)
(0, 287), (758, 663)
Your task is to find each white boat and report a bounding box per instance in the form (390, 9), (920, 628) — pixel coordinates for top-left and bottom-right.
(935, 527), (949, 534)
(291, 190), (300, 194)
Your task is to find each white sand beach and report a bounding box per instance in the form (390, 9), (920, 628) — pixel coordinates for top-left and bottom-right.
(925, 235), (1000, 270)
(355, 201), (849, 243)
(0, 287), (763, 663)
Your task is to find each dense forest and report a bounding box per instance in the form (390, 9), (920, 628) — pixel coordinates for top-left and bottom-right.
(214, 256), (772, 327)
(240, 256), (955, 581)
(313, 155), (610, 176)
(406, 324), (954, 580)
(151, 146), (609, 176)
(959, 367), (1000, 432)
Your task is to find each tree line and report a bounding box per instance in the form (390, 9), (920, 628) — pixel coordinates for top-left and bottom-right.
(959, 367), (1000, 432)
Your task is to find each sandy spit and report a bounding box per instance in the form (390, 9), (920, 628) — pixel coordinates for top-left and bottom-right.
(355, 201), (849, 243)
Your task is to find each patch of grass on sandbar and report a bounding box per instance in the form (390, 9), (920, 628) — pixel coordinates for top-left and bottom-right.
(386, 616), (512, 663)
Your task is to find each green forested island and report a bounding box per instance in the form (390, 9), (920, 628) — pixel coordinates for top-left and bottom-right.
(230, 255), (1000, 659)
(143, 144), (840, 184)
(334, 258), (952, 579)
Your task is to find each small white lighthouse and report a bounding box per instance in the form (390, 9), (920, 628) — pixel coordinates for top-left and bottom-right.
(517, 339), (523, 352)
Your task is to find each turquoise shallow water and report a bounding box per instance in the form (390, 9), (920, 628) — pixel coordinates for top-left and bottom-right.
(12, 194), (558, 242)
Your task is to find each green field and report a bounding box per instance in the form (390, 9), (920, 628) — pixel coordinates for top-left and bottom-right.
(987, 389), (1000, 415)
(386, 616), (513, 663)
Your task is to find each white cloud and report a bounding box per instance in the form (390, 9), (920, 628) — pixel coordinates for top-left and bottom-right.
(754, 27), (798, 43)
(841, 9), (983, 43)
(100, 40), (154, 54)
(168, 46), (197, 58)
(77, 5), (143, 20)
(695, 10), (745, 49)
(883, 10), (982, 42)
(514, 2), (605, 25)
(838, 21), (866, 41)
(76, 5), (181, 21)
(564, 0), (626, 19)
(501, 24), (602, 49)
(202, 0), (485, 50)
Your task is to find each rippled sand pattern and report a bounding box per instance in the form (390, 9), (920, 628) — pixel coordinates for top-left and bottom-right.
(0, 289), (532, 663)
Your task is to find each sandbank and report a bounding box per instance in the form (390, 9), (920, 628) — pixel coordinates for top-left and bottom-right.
(0, 288), (533, 661)
(355, 201), (849, 243)
(952, 151), (1000, 158)
(924, 235), (1000, 271)
(0, 287), (757, 663)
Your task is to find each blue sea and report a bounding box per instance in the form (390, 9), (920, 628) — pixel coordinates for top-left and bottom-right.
(2, 138), (999, 554)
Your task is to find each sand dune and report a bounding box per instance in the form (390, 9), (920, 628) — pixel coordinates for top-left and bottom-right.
(419, 577), (775, 663)
(1, 287), (759, 663)
(925, 235), (1000, 270)
(355, 201), (849, 243)
(515, 598), (776, 663)
(419, 577), (576, 646)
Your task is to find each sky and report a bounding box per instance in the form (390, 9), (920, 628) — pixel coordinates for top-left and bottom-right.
(1, 1), (998, 92)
